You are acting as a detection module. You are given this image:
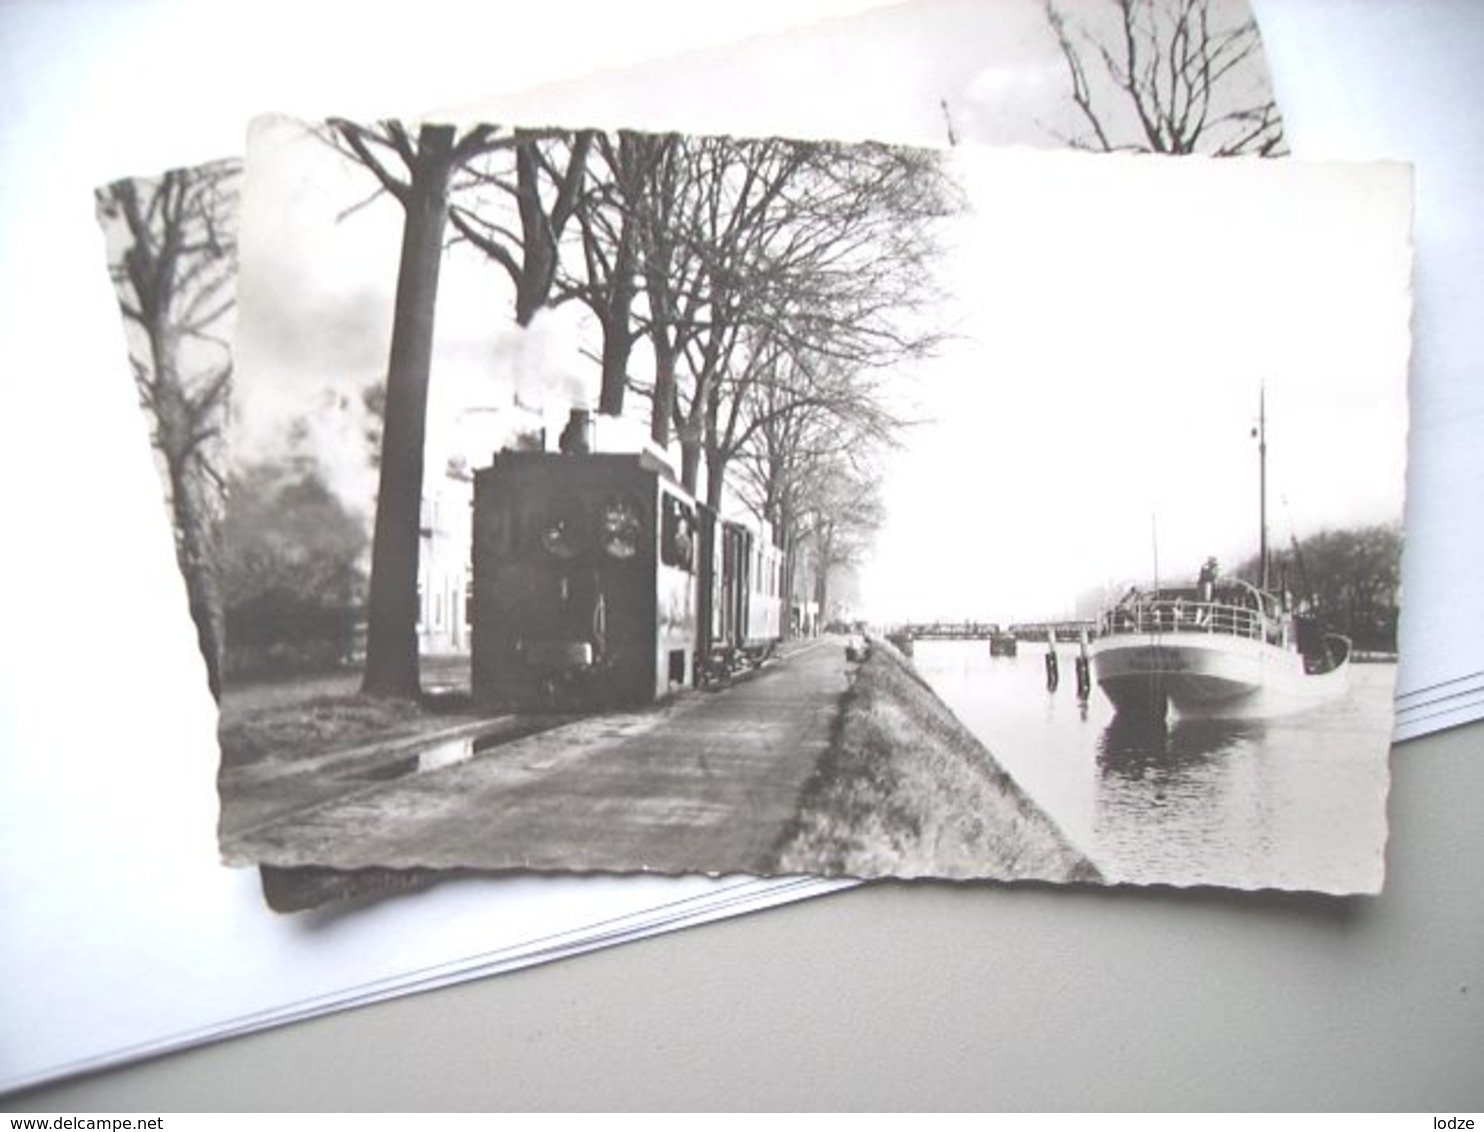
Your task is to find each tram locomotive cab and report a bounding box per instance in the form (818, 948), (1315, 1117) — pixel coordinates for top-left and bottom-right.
(471, 450), (782, 711)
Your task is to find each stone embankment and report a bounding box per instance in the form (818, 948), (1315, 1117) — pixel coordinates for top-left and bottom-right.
(770, 639), (1102, 884)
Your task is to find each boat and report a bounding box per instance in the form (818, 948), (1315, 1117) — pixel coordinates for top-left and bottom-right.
(1089, 575), (1351, 720)
(1088, 392), (1351, 722)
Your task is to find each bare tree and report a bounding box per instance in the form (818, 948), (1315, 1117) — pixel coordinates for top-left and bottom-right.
(565, 131), (659, 416)
(332, 123), (955, 662)
(453, 129), (661, 419)
(447, 129), (593, 328)
(626, 131), (704, 451)
(621, 133), (955, 501)
(697, 140), (953, 514)
(794, 446), (887, 627)
(1044, 0), (1287, 156)
(327, 120), (521, 699)
(734, 365), (902, 635)
(665, 136), (808, 494)
(96, 160), (241, 699)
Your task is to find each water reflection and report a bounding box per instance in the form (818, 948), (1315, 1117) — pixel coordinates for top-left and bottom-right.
(343, 728), (520, 784)
(1097, 713), (1262, 778)
(1093, 713), (1270, 883)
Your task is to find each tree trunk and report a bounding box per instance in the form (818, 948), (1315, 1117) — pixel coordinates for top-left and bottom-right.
(169, 457), (225, 700)
(700, 400), (730, 506)
(360, 126), (456, 699)
(513, 141), (556, 328)
(676, 375), (709, 495)
(597, 308), (632, 416)
(780, 508), (797, 640)
(705, 462), (725, 512)
(597, 224), (637, 416)
(814, 527), (834, 628)
(679, 425), (702, 496)
(149, 326), (227, 701)
(703, 384), (725, 510)
(646, 250), (677, 450)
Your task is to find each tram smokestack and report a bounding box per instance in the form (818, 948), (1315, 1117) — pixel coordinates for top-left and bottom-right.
(558, 408), (594, 454)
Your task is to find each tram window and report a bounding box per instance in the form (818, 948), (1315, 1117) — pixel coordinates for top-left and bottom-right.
(538, 493), (587, 559)
(661, 494), (695, 570)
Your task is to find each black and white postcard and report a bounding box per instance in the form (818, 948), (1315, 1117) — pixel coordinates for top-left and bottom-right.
(208, 114), (1408, 895)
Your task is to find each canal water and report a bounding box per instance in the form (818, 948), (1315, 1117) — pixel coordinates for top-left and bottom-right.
(910, 638), (1395, 891)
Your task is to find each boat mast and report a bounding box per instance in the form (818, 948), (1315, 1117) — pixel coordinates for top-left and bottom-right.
(1258, 385), (1269, 591)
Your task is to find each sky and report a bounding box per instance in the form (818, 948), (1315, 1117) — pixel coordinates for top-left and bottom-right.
(861, 148), (1413, 624)
(229, 0), (1411, 627)
(229, 0), (1093, 498)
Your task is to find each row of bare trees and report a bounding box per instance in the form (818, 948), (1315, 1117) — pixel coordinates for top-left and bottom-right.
(97, 0), (1285, 703)
(91, 131), (947, 702)
(328, 121), (959, 697)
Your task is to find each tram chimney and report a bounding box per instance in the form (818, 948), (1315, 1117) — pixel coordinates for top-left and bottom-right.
(558, 407), (594, 454)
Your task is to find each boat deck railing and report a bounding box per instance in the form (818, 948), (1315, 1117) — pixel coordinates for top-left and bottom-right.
(1100, 599), (1266, 641)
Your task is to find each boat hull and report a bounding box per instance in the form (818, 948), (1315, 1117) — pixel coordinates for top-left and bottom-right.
(1090, 631), (1350, 721)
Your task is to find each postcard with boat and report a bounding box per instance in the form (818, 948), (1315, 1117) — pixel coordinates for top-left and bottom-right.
(182, 122), (1405, 898)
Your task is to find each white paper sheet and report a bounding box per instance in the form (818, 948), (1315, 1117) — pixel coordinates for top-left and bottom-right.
(1249, 0), (1484, 740)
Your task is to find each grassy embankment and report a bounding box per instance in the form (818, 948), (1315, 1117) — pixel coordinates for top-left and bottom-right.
(772, 640), (1103, 884)
(217, 657), (480, 771)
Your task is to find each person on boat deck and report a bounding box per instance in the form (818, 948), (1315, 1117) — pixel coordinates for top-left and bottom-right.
(1198, 557), (1219, 603)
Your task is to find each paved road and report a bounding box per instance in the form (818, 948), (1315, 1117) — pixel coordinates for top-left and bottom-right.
(228, 638), (853, 875)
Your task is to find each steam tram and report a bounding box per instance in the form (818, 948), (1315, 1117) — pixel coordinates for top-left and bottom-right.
(470, 449), (783, 711)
